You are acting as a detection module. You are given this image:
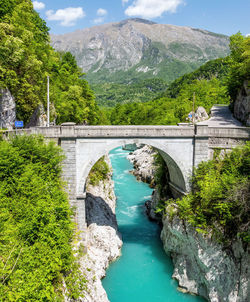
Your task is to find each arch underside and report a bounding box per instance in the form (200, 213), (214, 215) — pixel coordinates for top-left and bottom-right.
(76, 138), (194, 198)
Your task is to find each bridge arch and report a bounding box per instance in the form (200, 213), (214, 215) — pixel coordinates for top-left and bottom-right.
(76, 138), (193, 198)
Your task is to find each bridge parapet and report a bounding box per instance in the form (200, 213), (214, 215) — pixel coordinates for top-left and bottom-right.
(195, 124), (250, 138)
(4, 125), (195, 138)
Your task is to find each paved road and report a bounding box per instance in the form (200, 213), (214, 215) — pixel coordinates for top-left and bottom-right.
(198, 105), (242, 127)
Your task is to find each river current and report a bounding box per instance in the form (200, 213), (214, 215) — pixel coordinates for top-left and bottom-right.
(102, 147), (205, 302)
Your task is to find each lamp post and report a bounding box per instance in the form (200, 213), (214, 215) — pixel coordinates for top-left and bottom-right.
(192, 92), (195, 124)
(47, 76), (50, 127)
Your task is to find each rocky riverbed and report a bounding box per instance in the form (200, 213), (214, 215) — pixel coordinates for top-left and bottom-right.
(79, 155), (122, 302)
(127, 145), (157, 185)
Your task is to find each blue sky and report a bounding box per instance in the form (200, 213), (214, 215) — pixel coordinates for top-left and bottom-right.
(32, 0), (250, 36)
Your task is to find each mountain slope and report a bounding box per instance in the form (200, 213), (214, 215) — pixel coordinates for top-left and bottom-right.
(51, 18), (230, 85)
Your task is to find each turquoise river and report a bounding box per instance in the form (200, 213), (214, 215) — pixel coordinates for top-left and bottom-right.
(102, 147), (205, 302)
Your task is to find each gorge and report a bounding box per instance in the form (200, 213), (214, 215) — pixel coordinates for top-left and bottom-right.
(82, 144), (249, 302)
(82, 147), (205, 301)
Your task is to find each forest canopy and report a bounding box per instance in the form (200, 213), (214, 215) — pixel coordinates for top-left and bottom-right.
(0, 0), (104, 125)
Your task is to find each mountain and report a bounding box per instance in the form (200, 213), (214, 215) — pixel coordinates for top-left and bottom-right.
(51, 18), (230, 85)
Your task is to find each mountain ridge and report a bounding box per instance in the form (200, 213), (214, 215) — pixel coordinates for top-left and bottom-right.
(51, 18), (230, 85)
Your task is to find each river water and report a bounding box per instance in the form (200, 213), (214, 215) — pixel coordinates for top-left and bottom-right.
(102, 147), (205, 302)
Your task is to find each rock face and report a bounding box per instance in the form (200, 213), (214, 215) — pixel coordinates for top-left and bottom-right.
(79, 155), (122, 302)
(0, 88), (16, 129)
(51, 18), (229, 84)
(127, 145), (157, 184)
(233, 80), (250, 126)
(161, 214), (249, 302)
(26, 104), (47, 127)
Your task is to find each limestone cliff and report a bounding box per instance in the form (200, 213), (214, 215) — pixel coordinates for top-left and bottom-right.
(161, 213), (249, 302)
(0, 88), (16, 129)
(79, 155), (122, 302)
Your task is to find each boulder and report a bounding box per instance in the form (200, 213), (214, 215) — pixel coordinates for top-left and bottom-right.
(187, 106), (209, 123)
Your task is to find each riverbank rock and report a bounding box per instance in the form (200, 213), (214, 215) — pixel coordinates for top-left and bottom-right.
(161, 213), (249, 302)
(145, 188), (162, 221)
(0, 88), (16, 129)
(127, 145), (157, 184)
(79, 155), (122, 302)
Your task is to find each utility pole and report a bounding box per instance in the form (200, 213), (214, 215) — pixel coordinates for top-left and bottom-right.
(47, 76), (50, 127)
(192, 92), (195, 124)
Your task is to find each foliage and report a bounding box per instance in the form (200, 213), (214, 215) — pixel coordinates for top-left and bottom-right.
(164, 58), (230, 98)
(163, 142), (250, 245)
(109, 76), (229, 125)
(106, 33), (248, 126)
(88, 156), (110, 186)
(0, 0), (102, 125)
(91, 78), (168, 107)
(226, 33), (250, 100)
(0, 135), (86, 300)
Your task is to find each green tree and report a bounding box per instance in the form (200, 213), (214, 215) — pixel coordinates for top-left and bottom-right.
(0, 135), (86, 300)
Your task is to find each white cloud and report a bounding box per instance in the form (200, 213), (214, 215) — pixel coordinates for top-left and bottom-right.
(33, 1), (45, 10)
(125, 0), (184, 19)
(46, 7), (85, 26)
(93, 8), (108, 24)
(246, 34), (250, 37)
(97, 8), (107, 16)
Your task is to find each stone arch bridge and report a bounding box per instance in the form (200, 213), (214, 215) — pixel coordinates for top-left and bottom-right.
(6, 124), (250, 194)
(5, 121), (249, 231)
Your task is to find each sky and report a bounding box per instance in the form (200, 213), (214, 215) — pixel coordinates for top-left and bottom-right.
(32, 0), (250, 36)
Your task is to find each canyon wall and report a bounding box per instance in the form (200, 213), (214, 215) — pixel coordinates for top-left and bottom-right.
(79, 155), (122, 302)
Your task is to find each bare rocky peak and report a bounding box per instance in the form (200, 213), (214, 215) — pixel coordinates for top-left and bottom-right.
(51, 18), (229, 82)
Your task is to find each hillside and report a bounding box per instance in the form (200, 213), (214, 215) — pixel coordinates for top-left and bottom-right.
(51, 18), (230, 86)
(0, 0), (103, 125)
(108, 33), (250, 125)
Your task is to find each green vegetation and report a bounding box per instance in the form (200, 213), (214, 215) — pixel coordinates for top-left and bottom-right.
(91, 78), (168, 107)
(88, 156), (110, 186)
(0, 135), (86, 300)
(164, 57), (230, 98)
(109, 77), (229, 125)
(108, 33), (249, 125)
(226, 33), (250, 100)
(0, 0), (103, 125)
(161, 143), (250, 245)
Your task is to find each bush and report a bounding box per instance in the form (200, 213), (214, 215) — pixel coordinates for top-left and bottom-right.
(163, 142), (250, 245)
(0, 135), (86, 300)
(88, 156), (110, 186)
